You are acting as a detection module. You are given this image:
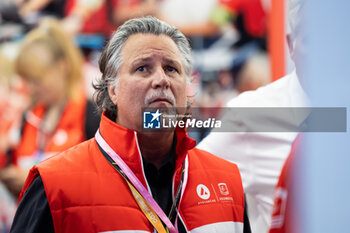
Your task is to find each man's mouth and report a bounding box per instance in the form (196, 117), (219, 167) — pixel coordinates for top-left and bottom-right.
(145, 91), (176, 107)
(150, 98), (173, 105)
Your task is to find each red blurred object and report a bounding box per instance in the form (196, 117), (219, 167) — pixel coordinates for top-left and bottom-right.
(268, 0), (286, 81)
(64, 0), (119, 37)
(219, 0), (267, 37)
(0, 80), (29, 167)
(269, 135), (301, 233)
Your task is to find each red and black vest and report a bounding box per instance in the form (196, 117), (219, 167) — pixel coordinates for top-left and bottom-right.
(21, 113), (245, 233)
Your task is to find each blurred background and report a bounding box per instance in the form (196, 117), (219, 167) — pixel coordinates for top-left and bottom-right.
(0, 0), (279, 229)
(0, 0), (349, 232)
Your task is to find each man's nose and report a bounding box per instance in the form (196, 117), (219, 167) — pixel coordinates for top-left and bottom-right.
(151, 67), (170, 89)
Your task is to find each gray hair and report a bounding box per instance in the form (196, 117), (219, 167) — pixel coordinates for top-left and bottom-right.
(287, 0), (306, 41)
(93, 16), (192, 118)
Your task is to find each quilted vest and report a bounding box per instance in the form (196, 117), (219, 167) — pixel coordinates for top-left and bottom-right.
(21, 113), (245, 233)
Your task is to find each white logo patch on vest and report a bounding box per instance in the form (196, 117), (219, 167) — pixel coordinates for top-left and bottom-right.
(53, 129), (68, 146)
(196, 184), (210, 200)
(218, 183), (229, 195)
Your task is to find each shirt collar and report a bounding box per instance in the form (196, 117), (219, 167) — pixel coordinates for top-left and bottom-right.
(288, 70), (311, 127)
(289, 69), (310, 107)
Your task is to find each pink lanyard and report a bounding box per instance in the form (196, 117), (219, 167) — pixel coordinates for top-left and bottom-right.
(95, 130), (179, 233)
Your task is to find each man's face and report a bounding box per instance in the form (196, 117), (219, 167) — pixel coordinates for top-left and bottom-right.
(108, 33), (188, 130)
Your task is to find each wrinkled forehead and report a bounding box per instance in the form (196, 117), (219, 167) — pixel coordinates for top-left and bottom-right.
(121, 33), (184, 66)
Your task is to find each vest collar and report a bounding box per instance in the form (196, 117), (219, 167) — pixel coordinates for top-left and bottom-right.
(98, 112), (196, 186)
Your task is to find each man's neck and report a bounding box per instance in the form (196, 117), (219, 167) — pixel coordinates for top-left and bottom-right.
(137, 131), (175, 169)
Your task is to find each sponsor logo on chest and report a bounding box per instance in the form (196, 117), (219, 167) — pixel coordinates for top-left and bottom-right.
(195, 183), (234, 205)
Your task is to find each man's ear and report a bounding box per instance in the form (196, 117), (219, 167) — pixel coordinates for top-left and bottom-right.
(108, 85), (118, 105)
(286, 34), (295, 61)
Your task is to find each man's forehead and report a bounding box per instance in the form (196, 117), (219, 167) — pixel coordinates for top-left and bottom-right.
(121, 33), (184, 66)
(131, 55), (182, 65)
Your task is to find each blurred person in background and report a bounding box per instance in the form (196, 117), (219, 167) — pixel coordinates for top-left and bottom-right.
(235, 52), (270, 94)
(192, 52), (270, 140)
(0, 18), (99, 198)
(199, 52), (270, 108)
(0, 52), (29, 165)
(197, 0), (308, 232)
(0, 51), (28, 233)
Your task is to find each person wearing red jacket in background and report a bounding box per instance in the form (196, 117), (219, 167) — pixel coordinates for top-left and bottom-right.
(269, 135), (302, 233)
(0, 18), (99, 198)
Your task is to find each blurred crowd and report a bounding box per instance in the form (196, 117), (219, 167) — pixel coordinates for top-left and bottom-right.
(0, 0), (272, 231)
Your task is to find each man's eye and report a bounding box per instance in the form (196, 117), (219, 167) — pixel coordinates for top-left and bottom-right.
(165, 66), (177, 73)
(136, 66), (147, 72)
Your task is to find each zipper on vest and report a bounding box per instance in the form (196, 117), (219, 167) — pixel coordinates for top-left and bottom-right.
(171, 156), (189, 233)
(134, 131), (153, 195)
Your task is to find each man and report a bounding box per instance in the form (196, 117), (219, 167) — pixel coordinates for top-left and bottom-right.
(197, 0), (308, 233)
(10, 17), (250, 233)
